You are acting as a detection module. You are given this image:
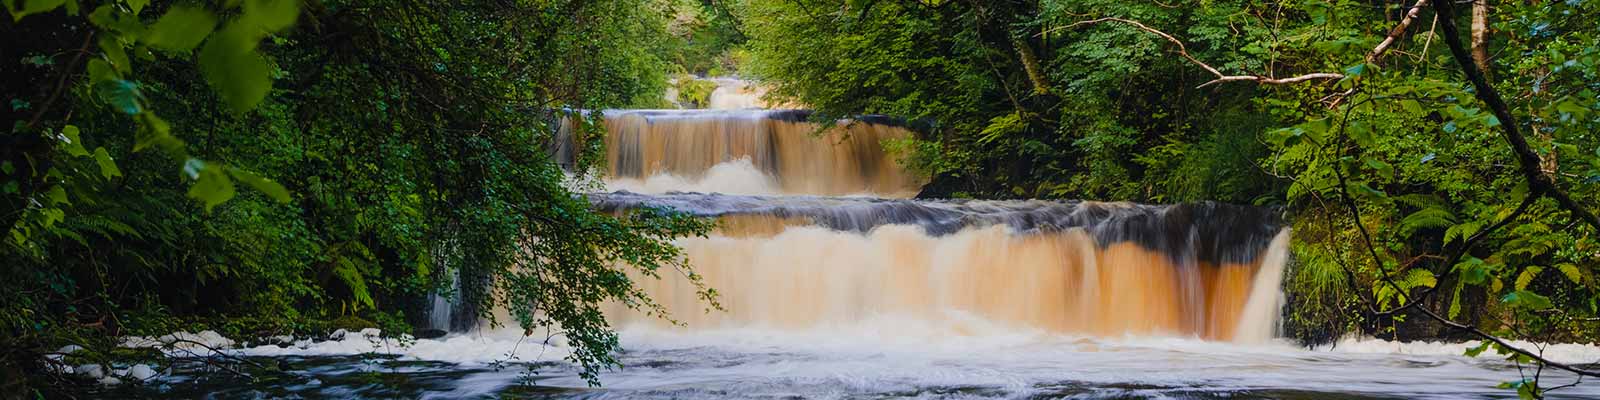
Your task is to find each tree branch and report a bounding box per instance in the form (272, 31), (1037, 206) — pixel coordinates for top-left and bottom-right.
(1043, 17), (1346, 89)
(1368, 0), (1431, 63)
(1048, 1), (1431, 92)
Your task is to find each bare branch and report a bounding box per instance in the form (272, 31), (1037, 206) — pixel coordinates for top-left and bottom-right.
(1368, 0), (1432, 64)
(1046, 1), (1430, 92)
(1199, 73), (1347, 88)
(1044, 17), (1343, 89)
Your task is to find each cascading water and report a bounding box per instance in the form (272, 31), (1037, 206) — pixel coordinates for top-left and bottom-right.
(224, 95), (1600, 399)
(552, 107), (1294, 343)
(556, 109), (925, 197)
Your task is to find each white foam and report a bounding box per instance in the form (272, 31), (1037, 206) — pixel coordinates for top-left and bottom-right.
(122, 330), (236, 357)
(1321, 335), (1600, 364)
(239, 327), (574, 366)
(602, 158), (785, 196)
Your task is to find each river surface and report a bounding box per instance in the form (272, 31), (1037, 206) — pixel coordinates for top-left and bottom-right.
(114, 326), (1600, 399)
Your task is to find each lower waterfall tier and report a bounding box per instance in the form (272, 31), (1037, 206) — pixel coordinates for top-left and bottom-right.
(594, 192), (1291, 343)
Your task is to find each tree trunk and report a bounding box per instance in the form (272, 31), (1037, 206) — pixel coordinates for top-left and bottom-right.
(1470, 0), (1489, 73)
(1013, 38), (1051, 95)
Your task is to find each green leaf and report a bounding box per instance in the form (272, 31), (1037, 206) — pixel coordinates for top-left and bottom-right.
(94, 79), (142, 114)
(1349, 182), (1388, 204)
(1349, 121), (1376, 147)
(1554, 97), (1588, 117)
(1400, 207), (1456, 236)
(332, 256), (375, 310)
(98, 36), (129, 74)
(1556, 263), (1583, 284)
(1444, 220), (1483, 245)
(59, 125), (89, 157)
(125, 0), (147, 15)
(1518, 383), (1536, 400)
(45, 185), (68, 205)
(226, 167), (290, 202)
(92, 147), (122, 179)
(1362, 156), (1393, 179)
(242, 0), (298, 32)
(87, 3), (112, 26)
(1448, 279), (1466, 319)
(199, 25), (271, 112)
(8, 0), (65, 21)
(1403, 268), (1437, 289)
(1457, 257), (1489, 285)
(144, 6), (217, 52)
(1343, 62), (1370, 77)
(1464, 341), (1491, 357)
(1399, 99), (1423, 115)
(186, 160), (236, 212)
(1501, 290), (1553, 310)
(87, 58), (117, 83)
(1514, 266), (1543, 291)
(134, 113), (182, 152)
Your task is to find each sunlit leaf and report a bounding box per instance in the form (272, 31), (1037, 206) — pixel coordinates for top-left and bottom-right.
(144, 6), (217, 52)
(187, 162), (236, 212)
(45, 185), (68, 205)
(199, 24), (271, 112)
(98, 36), (129, 73)
(87, 58), (117, 83)
(1556, 263), (1583, 284)
(242, 0), (298, 32)
(1513, 266), (1543, 291)
(125, 0), (147, 15)
(7, 0), (65, 21)
(59, 125), (89, 157)
(93, 147), (122, 180)
(226, 167), (290, 202)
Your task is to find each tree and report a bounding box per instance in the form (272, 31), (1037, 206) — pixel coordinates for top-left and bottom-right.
(3, 0), (715, 394)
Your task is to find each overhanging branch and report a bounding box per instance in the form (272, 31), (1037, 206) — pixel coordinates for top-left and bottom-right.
(1043, 17), (1343, 89)
(1046, 0), (1430, 90)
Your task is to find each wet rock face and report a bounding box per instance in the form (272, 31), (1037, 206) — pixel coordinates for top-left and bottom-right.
(589, 192), (1284, 265)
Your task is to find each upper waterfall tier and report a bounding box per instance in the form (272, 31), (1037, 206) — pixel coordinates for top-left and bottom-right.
(554, 109), (926, 197)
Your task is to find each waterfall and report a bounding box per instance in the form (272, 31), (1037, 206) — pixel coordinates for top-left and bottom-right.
(557, 109), (925, 197)
(594, 192), (1288, 341)
(546, 101), (1290, 343)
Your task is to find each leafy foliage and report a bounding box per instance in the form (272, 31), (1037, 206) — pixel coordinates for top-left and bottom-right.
(741, 0), (1600, 395)
(3, 0), (714, 394)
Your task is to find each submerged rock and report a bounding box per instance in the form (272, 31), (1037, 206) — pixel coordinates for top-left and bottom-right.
(78, 364), (105, 379)
(415, 329), (448, 339)
(127, 364), (157, 381)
